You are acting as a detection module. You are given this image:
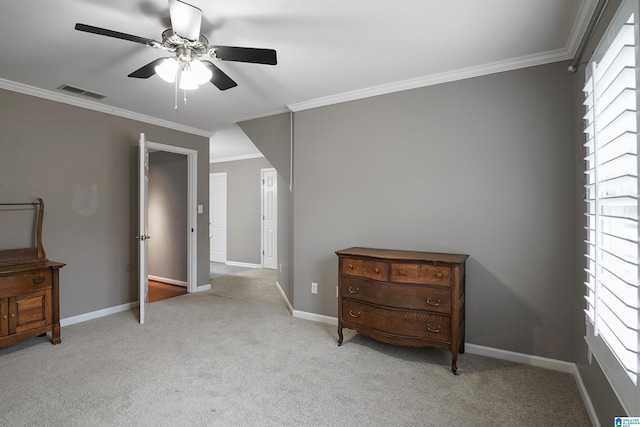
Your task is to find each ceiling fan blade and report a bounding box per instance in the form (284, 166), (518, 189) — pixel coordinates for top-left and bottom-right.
(169, 0), (202, 41)
(201, 61), (237, 91)
(209, 46), (277, 65)
(128, 58), (166, 78)
(75, 23), (160, 47)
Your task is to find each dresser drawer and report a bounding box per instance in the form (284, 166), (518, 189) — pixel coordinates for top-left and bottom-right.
(390, 263), (451, 286)
(0, 271), (52, 297)
(341, 257), (388, 281)
(341, 277), (452, 314)
(342, 300), (451, 342)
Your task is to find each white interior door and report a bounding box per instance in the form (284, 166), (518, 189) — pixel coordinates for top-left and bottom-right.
(262, 168), (277, 270)
(138, 133), (150, 324)
(210, 172), (227, 263)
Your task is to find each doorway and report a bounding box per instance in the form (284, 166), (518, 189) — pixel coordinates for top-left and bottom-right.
(138, 135), (199, 323)
(148, 151), (188, 302)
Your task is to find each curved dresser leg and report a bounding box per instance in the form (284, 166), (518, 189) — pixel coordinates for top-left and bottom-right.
(451, 353), (458, 375)
(337, 324), (343, 346)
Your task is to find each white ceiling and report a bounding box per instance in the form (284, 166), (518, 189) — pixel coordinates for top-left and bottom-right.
(0, 1), (595, 157)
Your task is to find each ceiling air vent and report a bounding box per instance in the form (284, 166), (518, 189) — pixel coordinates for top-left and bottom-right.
(57, 84), (106, 100)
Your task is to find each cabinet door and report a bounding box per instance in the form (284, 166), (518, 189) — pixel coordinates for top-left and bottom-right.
(9, 289), (52, 334)
(0, 298), (7, 337)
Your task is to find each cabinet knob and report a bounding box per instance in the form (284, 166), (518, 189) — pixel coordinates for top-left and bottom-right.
(399, 270), (405, 276)
(374, 268), (379, 273)
(10, 313), (16, 318)
(2, 314), (7, 319)
(348, 264), (354, 269)
(435, 272), (443, 278)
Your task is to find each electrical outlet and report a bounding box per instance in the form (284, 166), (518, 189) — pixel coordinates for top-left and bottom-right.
(311, 282), (318, 294)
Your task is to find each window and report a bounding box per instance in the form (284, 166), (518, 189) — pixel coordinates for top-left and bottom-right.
(583, 0), (639, 414)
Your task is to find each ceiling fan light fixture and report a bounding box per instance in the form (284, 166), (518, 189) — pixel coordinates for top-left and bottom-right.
(155, 57), (179, 83)
(179, 64), (200, 90)
(189, 59), (212, 85)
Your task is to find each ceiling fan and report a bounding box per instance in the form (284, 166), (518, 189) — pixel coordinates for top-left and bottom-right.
(74, 0), (277, 95)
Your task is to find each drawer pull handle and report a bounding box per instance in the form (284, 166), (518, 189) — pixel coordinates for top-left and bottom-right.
(426, 298), (441, 307)
(374, 268), (379, 273)
(427, 324), (441, 333)
(33, 276), (45, 284)
(347, 287), (360, 294)
(2, 314), (7, 319)
(349, 310), (361, 318)
(435, 272), (443, 278)
(399, 270), (405, 276)
(10, 313), (16, 318)
(348, 264), (354, 269)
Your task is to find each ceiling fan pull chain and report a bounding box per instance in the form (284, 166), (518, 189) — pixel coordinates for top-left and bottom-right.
(174, 72), (178, 111)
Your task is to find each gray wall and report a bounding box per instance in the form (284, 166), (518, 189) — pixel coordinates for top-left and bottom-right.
(238, 114), (293, 305)
(0, 89), (210, 318)
(293, 61), (577, 361)
(149, 151), (187, 283)
(209, 156), (273, 265)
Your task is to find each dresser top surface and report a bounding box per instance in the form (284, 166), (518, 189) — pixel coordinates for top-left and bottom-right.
(0, 261), (65, 276)
(335, 247), (469, 264)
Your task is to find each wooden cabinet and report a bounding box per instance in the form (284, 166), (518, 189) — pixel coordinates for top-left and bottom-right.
(336, 247), (468, 374)
(0, 262), (64, 348)
(0, 199), (65, 349)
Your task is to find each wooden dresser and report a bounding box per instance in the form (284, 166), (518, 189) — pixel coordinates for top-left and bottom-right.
(0, 199), (65, 349)
(336, 247), (468, 374)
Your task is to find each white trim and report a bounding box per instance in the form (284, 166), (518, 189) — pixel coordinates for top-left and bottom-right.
(145, 141), (198, 295)
(60, 302), (136, 327)
(148, 275), (187, 288)
(573, 364), (602, 427)
(194, 283), (212, 292)
(210, 153), (264, 164)
(464, 343), (575, 373)
(275, 281), (293, 315)
(292, 310), (338, 326)
(225, 261), (261, 268)
(566, 0), (599, 58)
(287, 49), (572, 112)
(0, 78), (212, 137)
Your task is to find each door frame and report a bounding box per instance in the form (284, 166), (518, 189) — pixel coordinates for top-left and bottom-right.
(146, 140), (198, 294)
(261, 167), (277, 269)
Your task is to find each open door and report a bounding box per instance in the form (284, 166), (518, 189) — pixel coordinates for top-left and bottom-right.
(138, 133), (150, 324)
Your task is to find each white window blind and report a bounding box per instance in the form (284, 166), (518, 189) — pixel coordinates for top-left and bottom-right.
(583, 0), (639, 415)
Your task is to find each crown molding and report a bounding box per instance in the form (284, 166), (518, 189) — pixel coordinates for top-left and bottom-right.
(210, 152), (264, 164)
(566, 0), (599, 58)
(287, 48), (573, 112)
(0, 78), (212, 138)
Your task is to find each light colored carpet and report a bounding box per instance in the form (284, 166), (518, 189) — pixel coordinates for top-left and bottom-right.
(0, 269), (591, 426)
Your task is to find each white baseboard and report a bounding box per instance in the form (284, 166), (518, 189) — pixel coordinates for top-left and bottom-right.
(194, 283), (211, 292)
(275, 281), (293, 315)
(148, 275), (187, 287)
(292, 310), (338, 326)
(225, 261), (261, 269)
(572, 364), (601, 427)
(464, 343), (575, 373)
(60, 302), (136, 327)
